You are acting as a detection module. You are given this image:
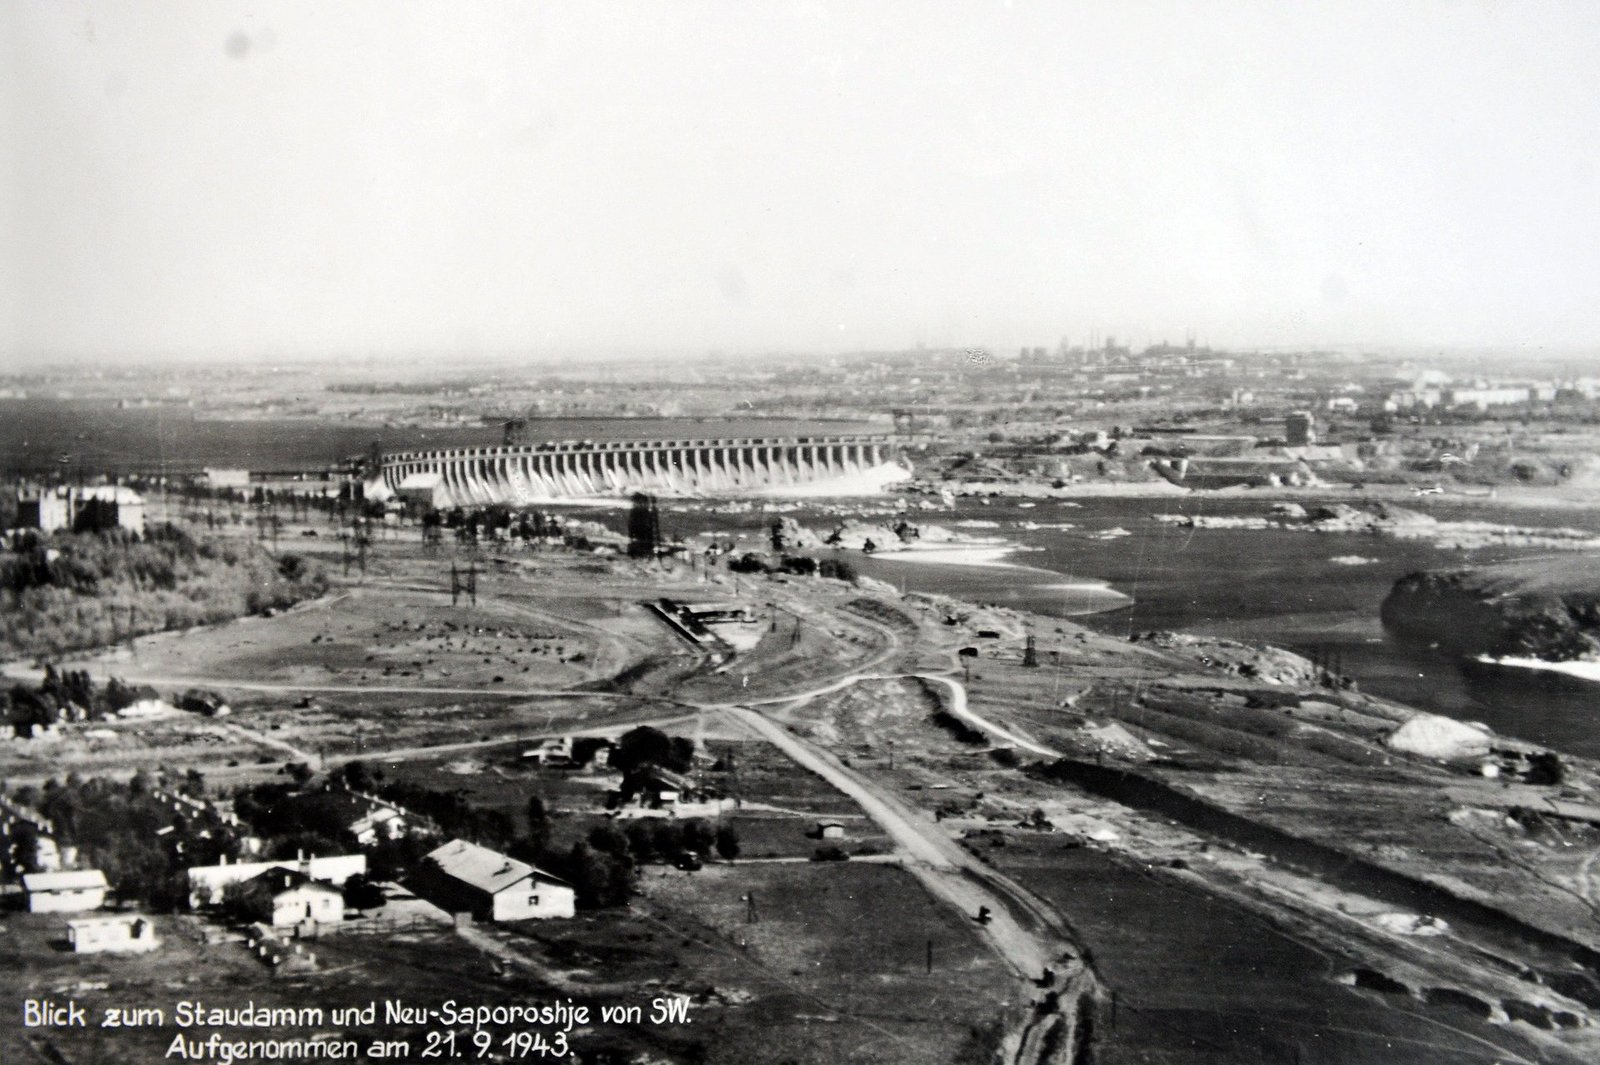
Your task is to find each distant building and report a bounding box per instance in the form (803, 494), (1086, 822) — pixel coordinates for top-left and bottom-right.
(187, 853), (366, 909)
(16, 489), (72, 532)
(395, 472), (448, 509)
(235, 867), (344, 928)
(524, 737), (574, 766)
(74, 487), (146, 534)
(67, 915), (159, 954)
(23, 869), (109, 913)
(19, 833), (65, 872)
(14, 487), (145, 535)
(1286, 411), (1316, 447)
(201, 468), (252, 490)
(1446, 384), (1541, 410)
(816, 820), (846, 840)
(419, 839), (575, 921)
(288, 788), (418, 846)
(631, 766), (695, 807)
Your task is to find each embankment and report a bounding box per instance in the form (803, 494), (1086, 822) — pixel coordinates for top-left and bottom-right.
(1030, 757), (1600, 1008)
(1381, 553), (1600, 660)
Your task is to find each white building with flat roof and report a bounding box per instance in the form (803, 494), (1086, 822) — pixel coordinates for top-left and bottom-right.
(67, 915), (159, 954)
(187, 853), (365, 909)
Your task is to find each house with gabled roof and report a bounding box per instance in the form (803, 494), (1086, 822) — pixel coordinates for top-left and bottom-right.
(234, 867), (343, 928)
(23, 869), (108, 913)
(419, 839), (574, 921)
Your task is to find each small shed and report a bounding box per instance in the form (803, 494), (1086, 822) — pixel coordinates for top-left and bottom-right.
(816, 820), (846, 840)
(67, 915), (159, 954)
(23, 869), (109, 913)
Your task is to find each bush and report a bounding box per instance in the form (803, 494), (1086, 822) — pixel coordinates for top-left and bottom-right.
(819, 559), (857, 582)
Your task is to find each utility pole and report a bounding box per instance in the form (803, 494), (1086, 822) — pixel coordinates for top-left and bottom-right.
(1023, 634), (1039, 668)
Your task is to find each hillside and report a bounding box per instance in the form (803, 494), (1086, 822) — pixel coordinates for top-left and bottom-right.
(1381, 553), (1600, 660)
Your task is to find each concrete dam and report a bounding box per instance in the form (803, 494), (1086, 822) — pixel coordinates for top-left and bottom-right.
(374, 434), (905, 506)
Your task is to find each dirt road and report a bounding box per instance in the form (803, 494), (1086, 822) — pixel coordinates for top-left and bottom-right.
(717, 701), (1100, 1064)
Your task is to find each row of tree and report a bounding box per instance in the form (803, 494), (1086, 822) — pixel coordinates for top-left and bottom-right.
(1, 524), (329, 659)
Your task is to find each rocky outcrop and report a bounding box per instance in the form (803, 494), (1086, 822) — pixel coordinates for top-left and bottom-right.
(770, 516), (824, 551)
(1381, 554), (1600, 660)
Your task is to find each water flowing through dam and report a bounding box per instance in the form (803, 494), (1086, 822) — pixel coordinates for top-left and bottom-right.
(373, 434), (903, 506)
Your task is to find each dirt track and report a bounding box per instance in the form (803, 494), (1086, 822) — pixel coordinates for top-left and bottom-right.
(716, 699), (1101, 1063)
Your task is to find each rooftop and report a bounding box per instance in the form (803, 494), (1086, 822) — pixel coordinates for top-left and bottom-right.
(426, 839), (569, 895)
(22, 869), (109, 892)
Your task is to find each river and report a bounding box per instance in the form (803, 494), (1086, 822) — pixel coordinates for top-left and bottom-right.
(665, 493), (1600, 759)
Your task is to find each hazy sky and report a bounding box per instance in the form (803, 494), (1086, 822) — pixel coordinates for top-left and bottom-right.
(5, 1), (1600, 364)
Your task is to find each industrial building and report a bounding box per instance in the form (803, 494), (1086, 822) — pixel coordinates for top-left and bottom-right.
(419, 839), (575, 921)
(15, 486), (146, 535)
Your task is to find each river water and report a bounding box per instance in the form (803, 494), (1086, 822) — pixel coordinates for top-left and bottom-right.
(666, 494), (1600, 759)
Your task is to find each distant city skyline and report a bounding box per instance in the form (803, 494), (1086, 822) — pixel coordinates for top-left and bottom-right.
(6, 2), (1600, 366)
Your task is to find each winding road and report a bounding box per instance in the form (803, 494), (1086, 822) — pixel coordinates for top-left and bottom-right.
(705, 671), (1103, 1064)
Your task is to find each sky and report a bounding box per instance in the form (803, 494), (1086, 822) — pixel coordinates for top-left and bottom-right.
(4, 1), (1600, 365)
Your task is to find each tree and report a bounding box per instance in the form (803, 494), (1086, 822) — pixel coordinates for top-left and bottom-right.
(667, 736), (696, 774)
(586, 823), (628, 858)
(525, 795), (552, 855)
(627, 493), (662, 558)
(341, 760), (374, 793)
(714, 824), (741, 860)
(613, 726), (673, 775)
(561, 842), (634, 909)
(343, 873), (386, 910)
(819, 559), (858, 582)
(681, 818), (715, 856)
(624, 822), (658, 863)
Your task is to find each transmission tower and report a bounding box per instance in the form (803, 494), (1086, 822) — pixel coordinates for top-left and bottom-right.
(450, 560), (478, 606)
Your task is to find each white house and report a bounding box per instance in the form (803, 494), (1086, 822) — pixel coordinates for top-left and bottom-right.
(236, 867), (344, 928)
(187, 853), (365, 909)
(421, 839), (575, 922)
(67, 915), (159, 954)
(23, 869), (109, 913)
(524, 736), (574, 766)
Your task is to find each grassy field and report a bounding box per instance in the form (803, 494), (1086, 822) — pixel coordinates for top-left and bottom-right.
(1, 863), (1015, 1065)
(986, 836), (1550, 1065)
(631, 861), (1021, 1065)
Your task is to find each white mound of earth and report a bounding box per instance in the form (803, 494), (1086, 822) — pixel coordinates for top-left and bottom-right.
(117, 699), (179, 719)
(1385, 714), (1493, 761)
(1373, 912), (1450, 937)
(1079, 721), (1152, 760)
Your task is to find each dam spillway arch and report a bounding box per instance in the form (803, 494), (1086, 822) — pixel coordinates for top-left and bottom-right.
(373, 434), (904, 506)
